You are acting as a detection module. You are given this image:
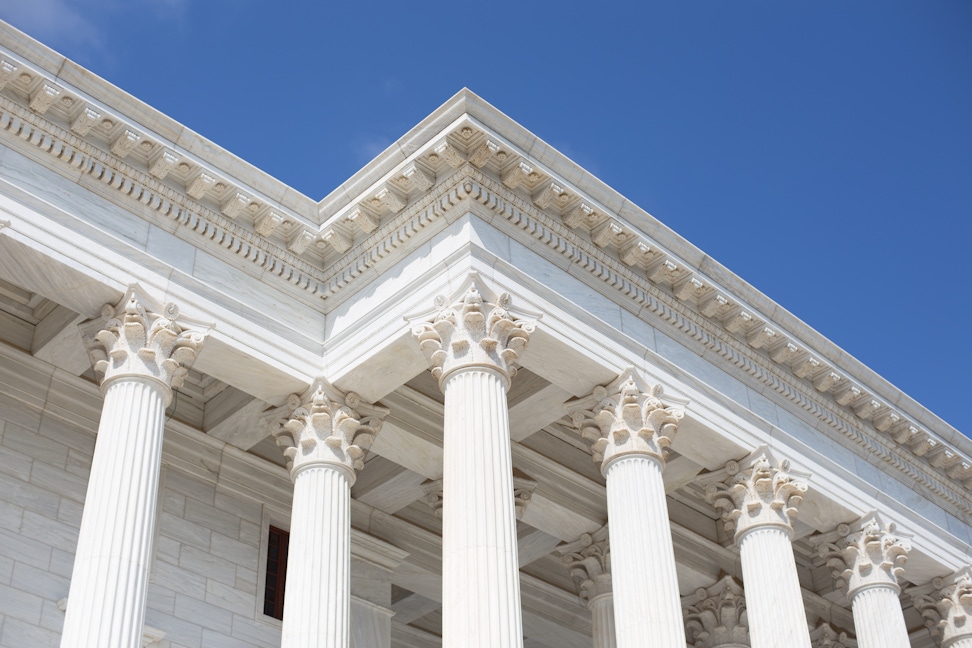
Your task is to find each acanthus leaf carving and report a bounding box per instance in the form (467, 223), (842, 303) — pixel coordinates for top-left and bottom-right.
(558, 525), (611, 604)
(422, 471), (535, 520)
(287, 229), (314, 255)
(148, 149), (179, 180)
(109, 129), (140, 158)
(0, 59), (19, 90)
(28, 82), (61, 114)
(564, 202), (600, 230)
(322, 227), (353, 253)
(701, 447), (809, 540)
(501, 161), (533, 189)
(421, 478), (444, 519)
(469, 139), (499, 167)
(254, 209), (285, 237)
(185, 172), (215, 199)
(512, 470), (537, 519)
(409, 280), (537, 387)
(809, 621), (857, 648)
(912, 567), (972, 646)
(70, 107), (101, 136)
(431, 141), (464, 168)
(81, 286), (208, 398)
(565, 368), (685, 473)
(811, 512), (911, 598)
(221, 192), (249, 219)
(270, 379), (388, 480)
(393, 164), (434, 193)
(532, 182), (571, 211)
(681, 576), (749, 648)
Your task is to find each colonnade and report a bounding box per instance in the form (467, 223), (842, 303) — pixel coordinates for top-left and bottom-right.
(59, 288), (971, 648)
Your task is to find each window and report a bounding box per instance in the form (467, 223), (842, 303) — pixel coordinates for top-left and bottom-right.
(263, 525), (289, 620)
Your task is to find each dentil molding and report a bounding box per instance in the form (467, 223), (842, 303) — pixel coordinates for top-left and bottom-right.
(0, 47), (968, 518)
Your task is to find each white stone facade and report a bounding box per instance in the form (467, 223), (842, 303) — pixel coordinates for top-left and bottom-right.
(0, 20), (969, 648)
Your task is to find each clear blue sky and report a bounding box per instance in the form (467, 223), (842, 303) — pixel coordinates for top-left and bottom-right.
(1, 2), (969, 435)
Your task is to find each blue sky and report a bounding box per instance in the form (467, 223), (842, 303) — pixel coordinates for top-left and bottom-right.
(1, 2), (969, 434)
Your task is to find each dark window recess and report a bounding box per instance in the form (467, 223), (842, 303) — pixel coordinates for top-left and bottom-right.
(263, 525), (289, 619)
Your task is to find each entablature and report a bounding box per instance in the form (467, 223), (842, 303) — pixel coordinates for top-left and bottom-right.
(0, 29), (966, 536)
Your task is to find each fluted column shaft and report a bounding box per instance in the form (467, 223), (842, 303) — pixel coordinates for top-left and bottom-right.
(566, 370), (686, 648)
(282, 463), (352, 648)
(738, 526), (811, 648)
(272, 379), (387, 648)
(589, 593), (618, 648)
(949, 638), (972, 648)
(62, 291), (205, 648)
(850, 585), (909, 648)
(442, 367), (523, 648)
(605, 454), (685, 648)
(61, 377), (168, 648)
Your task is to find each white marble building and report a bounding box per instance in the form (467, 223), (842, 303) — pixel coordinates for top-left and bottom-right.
(0, 21), (969, 648)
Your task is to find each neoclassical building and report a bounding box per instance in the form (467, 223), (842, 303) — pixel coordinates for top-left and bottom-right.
(0, 21), (969, 648)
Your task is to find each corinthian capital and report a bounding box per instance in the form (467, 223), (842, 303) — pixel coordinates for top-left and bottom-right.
(701, 447), (809, 540)
(565, 368), (685, 473)
(82, 287), (207, 397)
(912, 567), (972, 647)
(812, 512), (911, 598)
(809, 621), (857, 648)
(681, 576), (749, 648)
(410, 283), (536, 388)
(558, 525), (611, 604)
(272, 379), (388, 481)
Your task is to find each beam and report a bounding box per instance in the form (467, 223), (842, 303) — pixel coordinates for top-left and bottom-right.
(202, 387), (270, 450)
(31, 304), (89, 375)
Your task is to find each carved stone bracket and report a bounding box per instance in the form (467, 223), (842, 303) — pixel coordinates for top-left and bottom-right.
(564, 367), (686, 474)
(700, 446), (809, 540)
(409, 279), (537, 388)
(80, 286), (208, 400)
(681, 575), (749, 648)
(912, 566), (972, 646)
(811, 512), (911, 598)
(558, 525), (611, 604)
(271, 379), (388, 481)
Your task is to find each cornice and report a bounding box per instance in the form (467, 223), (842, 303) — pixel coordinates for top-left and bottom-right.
(0, 91), (332, 304)
(0, 42), (967, 520)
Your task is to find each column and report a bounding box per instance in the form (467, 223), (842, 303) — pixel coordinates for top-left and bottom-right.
(681, 576), (750, 648)
(560, 525), (616, 648)
(411, 286), (535, 648)
(703, 448), (812, 648)
(61, 289), (206, 648)
(913, 567), (972, 648)
(813, 513), (910, 648)
(565, 368), (687, 648)
(271, 380), (388, 648)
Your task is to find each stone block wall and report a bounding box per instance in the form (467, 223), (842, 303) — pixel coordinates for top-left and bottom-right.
(0, 378), (284, 648)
